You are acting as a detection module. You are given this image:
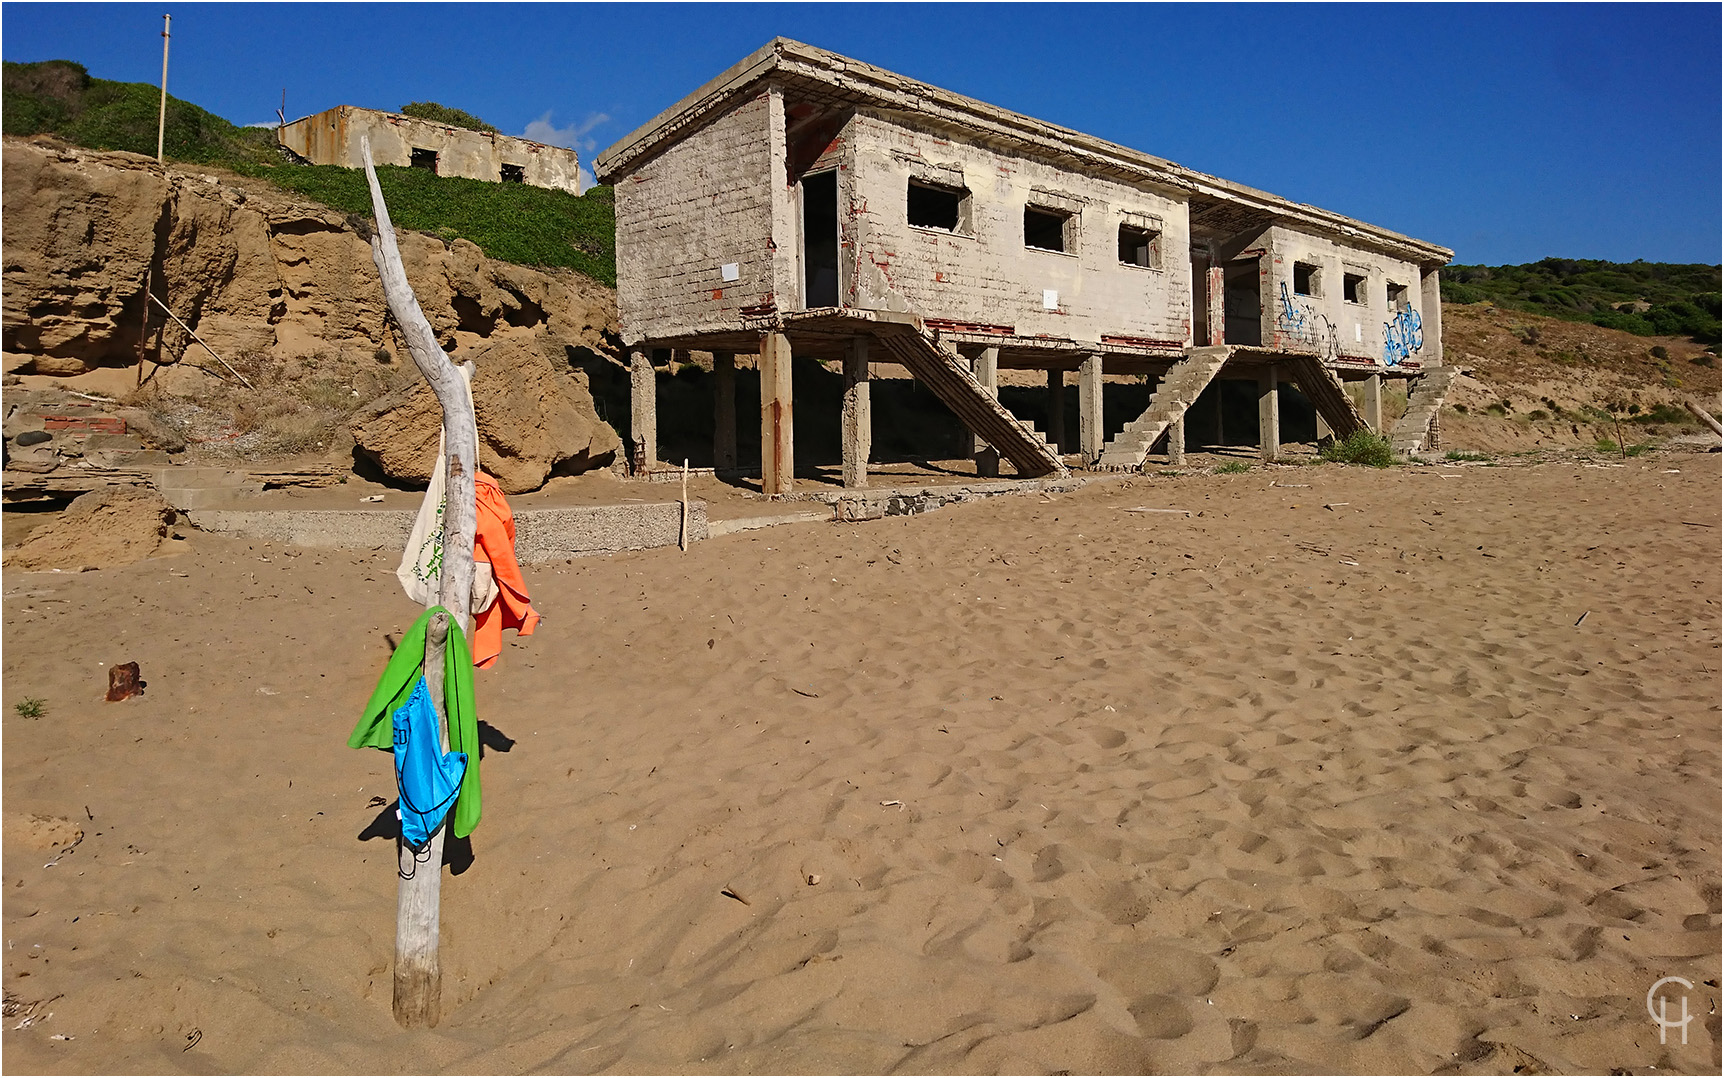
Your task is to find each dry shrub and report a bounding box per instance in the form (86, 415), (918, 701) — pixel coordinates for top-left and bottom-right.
(128, 346), (418, 461)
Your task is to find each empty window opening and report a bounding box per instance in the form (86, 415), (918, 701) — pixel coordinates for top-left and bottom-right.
(500, 163), (525, 183)
(1025, 205), (1073, 253)
(1386, 280), (1409, 309)
(410, 147), (439, 173)
(801, 170), (840, 309)
(1343, 272), (1365, 304)
(1293, 261), (1319, 297)
(1119, 224), (1160, 268)
(907, 180), (968, 232)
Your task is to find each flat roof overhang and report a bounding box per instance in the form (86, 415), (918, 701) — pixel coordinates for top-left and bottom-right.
(595, 38), (1454, 269)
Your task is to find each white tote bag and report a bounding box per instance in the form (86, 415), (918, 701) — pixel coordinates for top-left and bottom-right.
(397, 364), (494, 611)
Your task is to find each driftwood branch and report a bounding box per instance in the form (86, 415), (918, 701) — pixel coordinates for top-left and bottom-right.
(360, 134), (477, 1031)
(147, 293), (253, 389)
(1682, 395), (1723, 437)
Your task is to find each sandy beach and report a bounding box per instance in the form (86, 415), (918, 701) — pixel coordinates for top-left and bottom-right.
(3, 451), (1720, 1074)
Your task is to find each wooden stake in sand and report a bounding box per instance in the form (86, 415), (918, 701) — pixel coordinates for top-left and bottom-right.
(360, 135), (479, 1031)
(680, 458), (690, 552)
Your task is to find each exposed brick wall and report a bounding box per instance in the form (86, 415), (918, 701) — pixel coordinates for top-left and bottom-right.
(613, 91), (783, 344)
(845, 111), (1193, 345)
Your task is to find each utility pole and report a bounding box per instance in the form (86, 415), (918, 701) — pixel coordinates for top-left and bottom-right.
(156, 13), (170, 163)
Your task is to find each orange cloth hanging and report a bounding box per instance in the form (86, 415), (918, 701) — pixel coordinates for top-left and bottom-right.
(471, 471), (540, 669)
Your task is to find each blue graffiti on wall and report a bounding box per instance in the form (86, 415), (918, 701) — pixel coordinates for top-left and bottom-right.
(1383, 306), (1423, 367)
(1275, 281), (1340, 359)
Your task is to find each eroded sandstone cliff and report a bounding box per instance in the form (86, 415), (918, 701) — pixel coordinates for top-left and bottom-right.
(2, 136), (623, 490)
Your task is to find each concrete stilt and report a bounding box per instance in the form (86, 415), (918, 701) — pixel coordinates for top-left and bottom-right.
(1079, 353), (1103, 463)
(759, 331), (793, 495)
(972, 346), (1000, 478)
(712, 350), (737, 473)
(1046, 367), (1065, 453)
(1168, 413), (1186, 464)
(1420, 269), (1444, 365)
(841, 336), (870, 488)
(1258, 365), (1280, 462)
(1206, 265), (1226, 347)
(629, 348), (657, 473)
(1365, 372), (1383, 433)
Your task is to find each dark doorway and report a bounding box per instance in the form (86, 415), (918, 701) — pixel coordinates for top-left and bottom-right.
(1223, 259), (1262, 346)
(500, 163), (525, 183)
(410, 147), (439, 173)
(801, 170), (839, 309)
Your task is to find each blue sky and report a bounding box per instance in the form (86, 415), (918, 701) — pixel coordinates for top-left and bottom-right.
(3, 3), (1719, 266)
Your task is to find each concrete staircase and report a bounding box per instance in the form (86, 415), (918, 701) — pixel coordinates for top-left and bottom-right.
(1283, 355), (1369, 439)
(1388, 367), (1457, 454)
(871, 323), (1068, 478)
(1093, 346), (1230, 472)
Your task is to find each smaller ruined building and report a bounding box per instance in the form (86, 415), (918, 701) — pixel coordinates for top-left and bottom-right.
(278, 106), (580, 194)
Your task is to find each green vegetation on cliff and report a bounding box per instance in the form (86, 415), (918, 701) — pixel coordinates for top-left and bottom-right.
(1443, 258), (1721, 344)
(3, 58), (280, 165)
(243, 163), (616, 286)
(3, 58), (616, 285)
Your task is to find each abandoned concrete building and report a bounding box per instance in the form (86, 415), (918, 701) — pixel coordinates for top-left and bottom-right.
(278, 105), (581, 194)
(593, 38), (1454, 493)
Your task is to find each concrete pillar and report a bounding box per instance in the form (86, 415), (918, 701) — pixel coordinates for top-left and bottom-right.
(972, 346), (999, 478)
(1079, 353), (1104, 463)
(841, 336), (871, 489)
(1258, 365), (1280, 462)
(629, 348), (657, 473)
(712, 350), (737, 473)
(1365, 372), (1383, 432)
(1046, 368), (1066, 453)
(1206, 265), (1226, 347)
(759, 332), (793, 495)
(1168, 413), (1186, 464)
(1420, 268), (1443, 365)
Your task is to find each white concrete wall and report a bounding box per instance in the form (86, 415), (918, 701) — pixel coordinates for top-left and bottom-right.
(278, 107), (580, 194)
(1259, 225), (1431, 367)
(612, 90), (783, 344)
(842, 112), (1193, 345)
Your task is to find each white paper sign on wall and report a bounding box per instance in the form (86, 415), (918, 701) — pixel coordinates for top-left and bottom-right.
(721, 263), (740, 282)
(1043, 289), (1059, 311)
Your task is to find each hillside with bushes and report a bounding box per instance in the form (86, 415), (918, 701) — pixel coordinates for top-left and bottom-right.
(1442, 258), (1721, 344)
(2, 58), (616, 285)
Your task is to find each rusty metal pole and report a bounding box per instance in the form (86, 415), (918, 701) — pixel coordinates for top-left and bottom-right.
(156, 14), (171, 164)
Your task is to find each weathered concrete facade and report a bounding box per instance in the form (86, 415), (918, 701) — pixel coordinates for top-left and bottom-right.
(279, 106), (580, 194)
(596, 39), (1455, 490)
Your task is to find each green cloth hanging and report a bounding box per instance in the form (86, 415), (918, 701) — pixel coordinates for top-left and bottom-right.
(348, 606), (482, 838)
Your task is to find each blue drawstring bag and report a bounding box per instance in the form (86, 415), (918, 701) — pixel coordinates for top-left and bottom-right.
(393, 677), (468, 851)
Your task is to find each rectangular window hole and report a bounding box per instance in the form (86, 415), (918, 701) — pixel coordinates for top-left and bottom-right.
(410, 147), (439, 173)
(1386, 280), (1409, 309)
(1025, 205), (1073, 253)
(1343, 272), (1365, 303)
(1118, 224), (1159, 268)
(907, 180), (968, 232)
(500, 163), (525, 183)
(1293, 261), (1319, 297)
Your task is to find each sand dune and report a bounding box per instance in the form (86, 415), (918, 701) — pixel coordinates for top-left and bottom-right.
(3, 452), (1719, 1073)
